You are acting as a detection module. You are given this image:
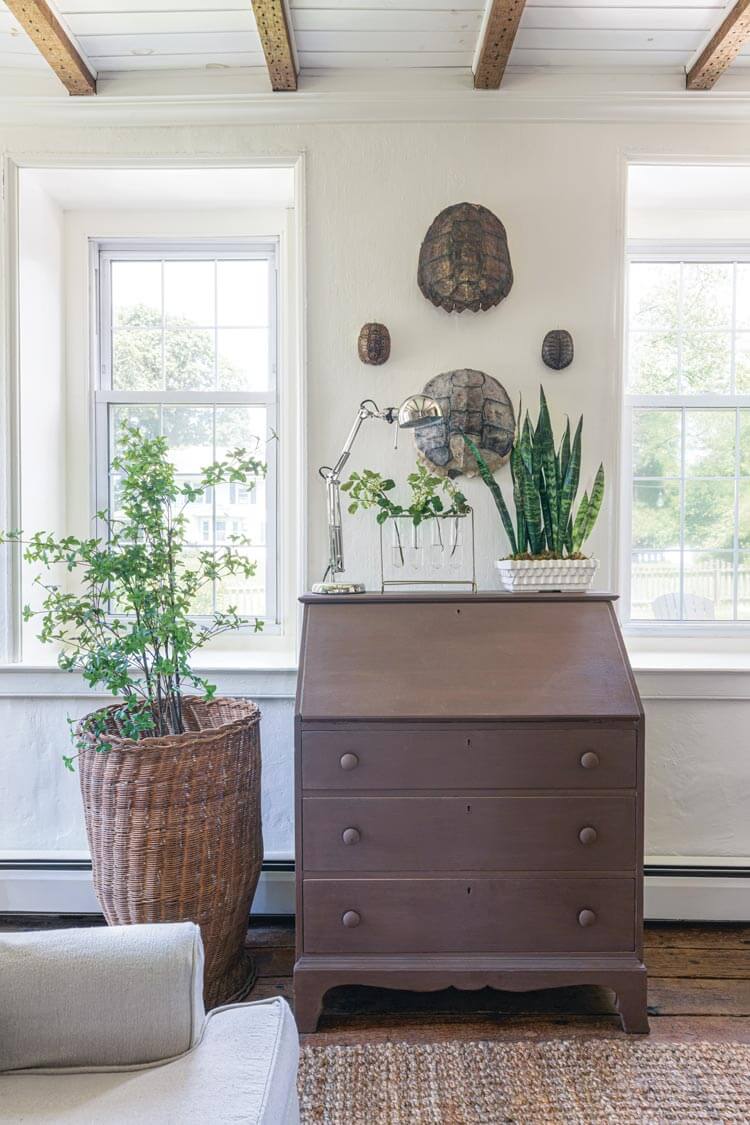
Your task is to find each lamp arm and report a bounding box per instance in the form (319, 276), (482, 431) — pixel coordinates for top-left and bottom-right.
(318, 400), (386, 580)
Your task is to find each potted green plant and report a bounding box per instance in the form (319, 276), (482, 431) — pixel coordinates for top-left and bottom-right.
(343, 463), (470, 568)
(1, 425), (267, 1007)
(465, 386), (604, 592)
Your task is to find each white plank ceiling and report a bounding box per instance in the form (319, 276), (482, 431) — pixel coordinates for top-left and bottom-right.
(0, 0), (748, 82)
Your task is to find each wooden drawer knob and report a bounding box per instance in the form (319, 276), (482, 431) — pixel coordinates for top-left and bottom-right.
(578, 909), (597, 927)
(342, 910), (361, 928)
(342, 827), (361, 845)
(339, 753), (359, 771)
(580, 751), (600, 770)
(578, 826), (598, 845)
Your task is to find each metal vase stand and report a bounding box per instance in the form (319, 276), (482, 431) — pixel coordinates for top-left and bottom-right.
(378, 509), (476, 592)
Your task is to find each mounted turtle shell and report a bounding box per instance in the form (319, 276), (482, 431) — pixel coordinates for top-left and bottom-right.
(414, 370), (515, 479)
(542, 329), (574, 370)
(417, 203), (513, 314)
(357, 322), (391, 365)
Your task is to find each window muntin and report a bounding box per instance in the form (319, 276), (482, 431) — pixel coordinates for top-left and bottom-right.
(625, 252), (750, 625)
(95, 242), (278, 625)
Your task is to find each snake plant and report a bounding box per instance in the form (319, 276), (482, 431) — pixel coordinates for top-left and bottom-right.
(464, 386), (604, 559)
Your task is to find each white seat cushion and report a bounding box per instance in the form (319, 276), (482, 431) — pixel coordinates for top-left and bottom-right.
(0, 997), (300, 1125)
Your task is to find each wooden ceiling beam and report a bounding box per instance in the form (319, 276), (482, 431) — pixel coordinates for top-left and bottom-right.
(473, 0), (527, 90)
(251, 0), (298, 91)
(5, 0), (95, 96)
(687, 0), (750, 90)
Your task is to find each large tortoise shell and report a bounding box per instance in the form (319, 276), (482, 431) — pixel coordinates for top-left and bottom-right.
(414, 369), (515, 479)
(417, 203), (513, 314)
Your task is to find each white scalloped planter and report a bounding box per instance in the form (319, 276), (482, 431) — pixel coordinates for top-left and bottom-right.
(494, 557), (599, 593)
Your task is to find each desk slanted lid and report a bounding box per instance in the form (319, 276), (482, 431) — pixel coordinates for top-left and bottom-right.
(297, 593), (641, 722)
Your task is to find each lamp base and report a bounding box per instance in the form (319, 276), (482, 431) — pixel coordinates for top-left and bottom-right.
(311, 581), (366, 595)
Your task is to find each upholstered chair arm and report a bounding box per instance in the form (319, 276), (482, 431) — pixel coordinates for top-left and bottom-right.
(0, 922), (205, 1072)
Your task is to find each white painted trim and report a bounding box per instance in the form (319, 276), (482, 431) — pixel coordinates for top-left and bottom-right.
(0, 156), (21, 664)
(0, 152), (307, 669)
(7, 69), (750, 127)
(645, 876), (750, 922)
(0, 663), (297, 698)
(0, 865), (296, 916)
(4, 661), (750, 700)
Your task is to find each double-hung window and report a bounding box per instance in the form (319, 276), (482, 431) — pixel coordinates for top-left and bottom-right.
(94, 241), (278, 626)
(624, 247), (750, 625)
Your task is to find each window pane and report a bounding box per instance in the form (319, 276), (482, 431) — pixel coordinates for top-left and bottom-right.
(183, 548), (214, 616)
(112, 261), (161, 328)
(217, 260), (269, 327)
(216, 548), (267, 616)
(685, 410), (736, 477)
(631, 551), (680, 620)
(681, 332), (731, 394)
(682, 262), (733, 329)
(740, 481), (750, 548)
(632, 409), (680, 478)
(736, 334), (750, 393)
(684, 479), (735, 549)
(633, 481), (680, 549)
(112, 329), (162, 390)
(738, 553), (750, 619)
(628, 332), (678, 394)
(684, 552), (734, 620)
(215, 478), (267, 548)
(109, 473), (124, 521)
(629, 263), (679, 331)
(177, 477), (212, 546)
(165, 328), (215, 391)
(217, 328), (269, 391)
(736, 265), (750, 330)
(162, 406), (213, 473)
(164, 260), (214, 326)
(741, 411), (750, 477)
(100, 248), (275, 623)
(215, 405), (267, 459)
(111, 404), (160, 456)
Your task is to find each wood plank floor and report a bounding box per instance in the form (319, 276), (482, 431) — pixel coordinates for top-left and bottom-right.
(4, 916), (748, 1046)
(243, 921), (750, 1046)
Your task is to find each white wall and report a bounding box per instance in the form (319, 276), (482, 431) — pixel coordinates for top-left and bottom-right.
(17, 175), (66, 664)
(0, 117), (749, 916)
(0, 681), (294, 858)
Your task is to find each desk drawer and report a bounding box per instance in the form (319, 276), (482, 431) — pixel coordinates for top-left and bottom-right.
(302, 876), (635, 954)
(303, 795), (635, 873)
(301, 727), (636, 791)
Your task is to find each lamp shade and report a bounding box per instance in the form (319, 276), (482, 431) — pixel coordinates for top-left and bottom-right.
(397, 394), (442, 429)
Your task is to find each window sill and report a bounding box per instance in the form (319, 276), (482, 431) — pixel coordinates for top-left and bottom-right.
(626, 632), (750, 674)
(0, 660), (298, 699)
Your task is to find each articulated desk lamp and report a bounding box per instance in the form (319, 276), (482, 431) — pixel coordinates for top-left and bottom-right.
(312, 395), (443, 594)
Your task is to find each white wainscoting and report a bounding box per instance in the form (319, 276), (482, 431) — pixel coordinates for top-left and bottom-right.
(1, 665), (749, 920)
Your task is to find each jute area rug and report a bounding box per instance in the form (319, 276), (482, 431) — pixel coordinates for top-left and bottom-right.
(298, 1038), (750, 1124)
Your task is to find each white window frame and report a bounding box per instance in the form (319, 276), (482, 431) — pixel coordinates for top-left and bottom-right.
(622, 239), (750, 635)
(93, 238), (281, 630)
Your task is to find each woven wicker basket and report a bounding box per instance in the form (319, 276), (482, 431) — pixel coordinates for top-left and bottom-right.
(77, 696), (262, 1009)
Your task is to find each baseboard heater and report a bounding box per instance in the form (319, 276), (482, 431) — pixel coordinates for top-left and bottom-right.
(1, 859), (749, 923)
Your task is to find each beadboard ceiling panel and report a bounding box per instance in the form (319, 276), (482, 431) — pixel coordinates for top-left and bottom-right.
(288, 0), (725, 71)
